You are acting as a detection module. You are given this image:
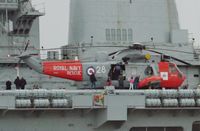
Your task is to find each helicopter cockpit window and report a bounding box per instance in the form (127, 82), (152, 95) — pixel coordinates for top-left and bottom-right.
(144, 65), (153, 76)
(169, 63), (183, 78)
(169, 63), (177, 73)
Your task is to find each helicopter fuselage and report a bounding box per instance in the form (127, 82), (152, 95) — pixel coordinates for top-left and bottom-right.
(41, 60), (185, 89)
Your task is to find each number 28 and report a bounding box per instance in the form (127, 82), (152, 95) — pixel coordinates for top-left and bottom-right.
(96, 66), (106, 74)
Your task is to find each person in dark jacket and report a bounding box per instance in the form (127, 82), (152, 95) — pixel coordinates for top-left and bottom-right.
(90, 72), (97, 88)
(6, 80), (12, 90)
(113, 63), (121, 80)
(14, 76), (20, 89)
(20, 77), (27, 90)
(118, 74), (124, 88)
(133, 76), (140, 89)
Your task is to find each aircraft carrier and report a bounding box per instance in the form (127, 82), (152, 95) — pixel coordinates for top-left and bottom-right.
(0, 0), (200, 131)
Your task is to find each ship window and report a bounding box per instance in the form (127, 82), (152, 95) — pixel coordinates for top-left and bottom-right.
(130, 127), (183, 131)
(194, 74), (199, 77)
(128, 28), (133, 41)
(111, 29), (116, 41)
(122, 29), (127, 41)
(130, 127), (146, 131)
(117, 29), (121, 41)
(166, 127), (183, 131)
(106, 29), (111, 41)
(148, 127), (164, 131)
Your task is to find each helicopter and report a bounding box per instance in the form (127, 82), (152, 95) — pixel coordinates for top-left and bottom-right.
(15, 42), (190, 89)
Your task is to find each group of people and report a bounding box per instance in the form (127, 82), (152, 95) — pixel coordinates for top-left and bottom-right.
(89, 69), (140, 90)
(5, 76), (27, 90)
(129, 76), (140, 90)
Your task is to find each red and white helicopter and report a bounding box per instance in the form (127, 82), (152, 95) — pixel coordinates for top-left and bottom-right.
(15, 42), (189, 89)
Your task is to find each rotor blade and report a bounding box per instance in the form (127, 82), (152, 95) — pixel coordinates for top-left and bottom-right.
(146, 49), (163, 55)
(40, 45), (128, 51)
(109, 48), (137, 57)
(170, 56), (192, 66)
(24, 40), (30, 51)
(147, 47), (197, 55)
(108, 51), (120, 56)
(146, 49), (192, 66)
(37, 45), (200, 55)
(8, 54), (19, 57)
(30, 53), (39, 56)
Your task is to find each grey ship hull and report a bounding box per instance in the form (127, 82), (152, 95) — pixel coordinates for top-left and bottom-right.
(0, 89), (200, 131)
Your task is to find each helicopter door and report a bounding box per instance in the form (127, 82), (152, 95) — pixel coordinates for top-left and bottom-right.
(109, 64), (125, 80)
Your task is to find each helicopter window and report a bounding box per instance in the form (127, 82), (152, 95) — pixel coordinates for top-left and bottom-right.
(169, 63), (183, 78)
(154, 64), (159, 74)
(169, 63), (177, 73)
(144, 65), (153, 76)
(106, 29), (111, 41)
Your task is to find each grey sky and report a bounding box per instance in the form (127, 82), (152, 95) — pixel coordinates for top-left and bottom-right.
(38, 0), (200, 48)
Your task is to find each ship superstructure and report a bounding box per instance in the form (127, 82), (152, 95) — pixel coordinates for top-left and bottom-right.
(0, 0), (199, 131)
(0, 0), (74, 89)
(63, 0), (200, 89)
(0, 0), (42, 88)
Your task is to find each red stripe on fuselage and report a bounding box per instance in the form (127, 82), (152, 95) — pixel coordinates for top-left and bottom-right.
(42, 60), (83, 81)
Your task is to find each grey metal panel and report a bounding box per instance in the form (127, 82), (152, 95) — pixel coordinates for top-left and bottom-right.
(72, 95), (93, 108)
(171, 30), (188, 43)
(106, 95), (127, 121)
(107, 104), (127, 121)
(179, 67), (200, 89)
(0, 96), (15, 109)
(105, 95), (145, 121)
(105, 95), (145, 108)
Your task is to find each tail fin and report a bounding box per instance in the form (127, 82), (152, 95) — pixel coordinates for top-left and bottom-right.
(9, 40), (42, 73)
